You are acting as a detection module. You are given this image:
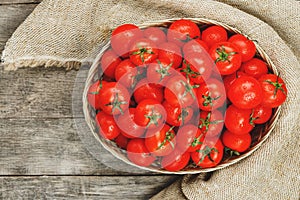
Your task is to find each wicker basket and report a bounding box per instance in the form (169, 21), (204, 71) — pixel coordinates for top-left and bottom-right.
(83, 18), (281, 174)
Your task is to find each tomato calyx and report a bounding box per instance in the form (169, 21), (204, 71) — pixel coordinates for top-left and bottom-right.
(89, 79), (104, 95)
(264, 73), (287, 97)
(145, 107), (163, 128)
(191, 134), (203, 147)
(202, 93), (220, 107)
(249, 110), (258, 126)
(196, 146), (218, 164)
(155, 59), (172, 82)
(199, 112), (224, 132)
(157, 126), (175, 150)
(131, 46), (154, 63)
(215, 46), (237, 63)
(180, 80), (198, 100)
(224, 147), (240, 156)
(181, 60), (201, 79)
(105, 92), (128, 115)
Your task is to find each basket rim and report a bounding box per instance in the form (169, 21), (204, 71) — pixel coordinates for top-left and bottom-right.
(82, 17), (281, 174)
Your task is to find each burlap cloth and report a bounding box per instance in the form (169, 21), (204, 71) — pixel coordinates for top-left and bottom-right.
(1, 0), (299, 199)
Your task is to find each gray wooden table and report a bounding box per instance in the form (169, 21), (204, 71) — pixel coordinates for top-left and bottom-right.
(0, 1), (180, 199)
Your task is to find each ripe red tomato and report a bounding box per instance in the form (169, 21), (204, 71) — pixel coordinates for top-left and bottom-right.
(176, 125), (203, 152)
(258, 74), (287, 108)
(198, 110), (224, 138)
(117, 108), (144, 138)
(145, 124), (176, 156)
(133, 79), (164, 103)
(228, 34), (256, 62)
(162, 101), (194, 126)
(114, 133), (129, 149)
(191, 138), (224, 168)
(111, 24), (143, 57)
(222, 130), (251, 153)
(100, 49), (122, 78)
(129, 38), (158, 66)
(167, 19), (200, 47)
(87, 80), (108, 110)
(134, 99), (166, 130)
(196, 78), (226, 111)
(161, 148), (190, 171)
(95, 111), (120, 140)
(252, 104), (273, 124)
(223, 71), (246, 95)
(240, 58), (268, 79)
(158, 42), (182, 69)
(201, 26), (228, 48)
(143, 27), (167, 45)
(147, 58), (174, 85)
(225, 104), (254, 134)
(227, 75), (263, 109)
(209, 42), (242, 75)
(127, 138), (156, 167)
(182, 39), (209, 55)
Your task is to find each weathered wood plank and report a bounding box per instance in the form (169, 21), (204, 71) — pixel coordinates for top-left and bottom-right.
(0, 0), (41, 4)
(0, 175), (179, 199)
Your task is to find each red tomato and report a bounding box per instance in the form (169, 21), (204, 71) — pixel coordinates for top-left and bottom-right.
(95, 111), (120, 140)
(158, 42), (182, 69)
(222, 130), (251, 153)
(162, 101), (194, 126)
(201, 26), (228, 48)
(111, 24), (143, 57)
(167, 19), (200, 47)
(129, 38), (158, 66)
(127, 139), (156, 167)
(87, 80), (108, 110)
(134, 99), (166, 130)
(196, 78), (226, 111)
(198, 110), (224, 138)
(191, 138), (224, 168)
(145, 124), (176, 156)
(181, 52), (213, 84)
(133, 79), (164, 103)
(209, 42), (242, 75)
(223, 71), (246, 95)
(147, 58), (174, 85)
(99, 82), (130, 115)
(176, 125), (203, 152)
(252, 104), (273, 124)
(225, 105), (254, 134)
(114, 134), (129, 149)
(161, 148), (190, 171)
(228, 34), (256, 62)
(182, 39), (209, 55)
(100, 49), (122, 78)
(240, 58), (268, 79)
(117, 108), (144, 138)
(227, 75), (263, 109)
(143, 27), (167, 45)
(258, 74), (287, 108)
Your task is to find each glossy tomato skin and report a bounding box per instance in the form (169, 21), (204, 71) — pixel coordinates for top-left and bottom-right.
(133, 79), (164, 103)
(127, 139), (156, 167)
(161, 148), (190, 171)
(158, 42), (182, 69)
(167, 19), (201, 47)
(87, 80), (108, 110)
(222, 130), (251, 153)
(147, 58), (174, 85)
(114, 133), (129, 149)
(201, 26), (228, 48)
(176, 125), (203, 152)
(114, 59), (139, 89)
(145, 124), (176, 156)
(191, 138), (224, 168)
(227, 75), (263, 109)
(252, 104), (273, 124)
(228, 34), (256, 62)
(182, 39), (209, 55)
(100, 49), (122, 78)
(95, 111), (120, 140)
(162, 101), (193, 126)
(225, 104), (254, 134)
(209, 42), (242, 75)
(111, 24), (143, 57)
(117, 108), (144, 138)
(223, 71), (246, 95)
(240, 58), (268, 79)
(258, 74), (287, 108)
(198, 110), (224, 138)
(196, 78), (227, 111)
(143, 27), (167, 45)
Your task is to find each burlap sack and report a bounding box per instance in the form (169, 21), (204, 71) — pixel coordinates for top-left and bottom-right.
(1, 0), (299, 199)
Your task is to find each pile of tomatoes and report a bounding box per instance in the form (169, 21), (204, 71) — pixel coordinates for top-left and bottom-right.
(87, 19), (287, 171)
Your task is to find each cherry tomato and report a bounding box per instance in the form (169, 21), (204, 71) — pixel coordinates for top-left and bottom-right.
(201, 26), (228, 48)
(87, 80), (108, 110)
(158, 42), (182, 69)
(111, 24), (143, 57)
(252, 104), (273, 124)
(95, 111), (120, 140)
(258, 74), (287, 108)
(143, 27), (167, 45)
(223, 71), (246, 95)
(240, 58), (268, 79)
(114, 134), (129, 149)
(191, 138), (224, 168)
(133, 79), (164, 103)
(167, 19), (200, 47)
(161, 148), (190, 171)
(227, 75), (263, 109)
(182, 39), (209, 56)
(222, 130), (251, 153)
(176, 125), (203, 152)
(147, 58), (174, 85)
(225, 105), (254, 134)
(228, 34), (256, 62)
(198, 110), (224, 138)
(129, 38), (158, 66)
(145, 124), (176, 156)
(117, 108), (144, 138)
(127, 139), (156, 167)
(100, 49), (122, 78)
(209, 42), (242, 75)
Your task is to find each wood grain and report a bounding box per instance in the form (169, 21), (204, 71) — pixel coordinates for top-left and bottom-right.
(0, 175), (179, 199)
